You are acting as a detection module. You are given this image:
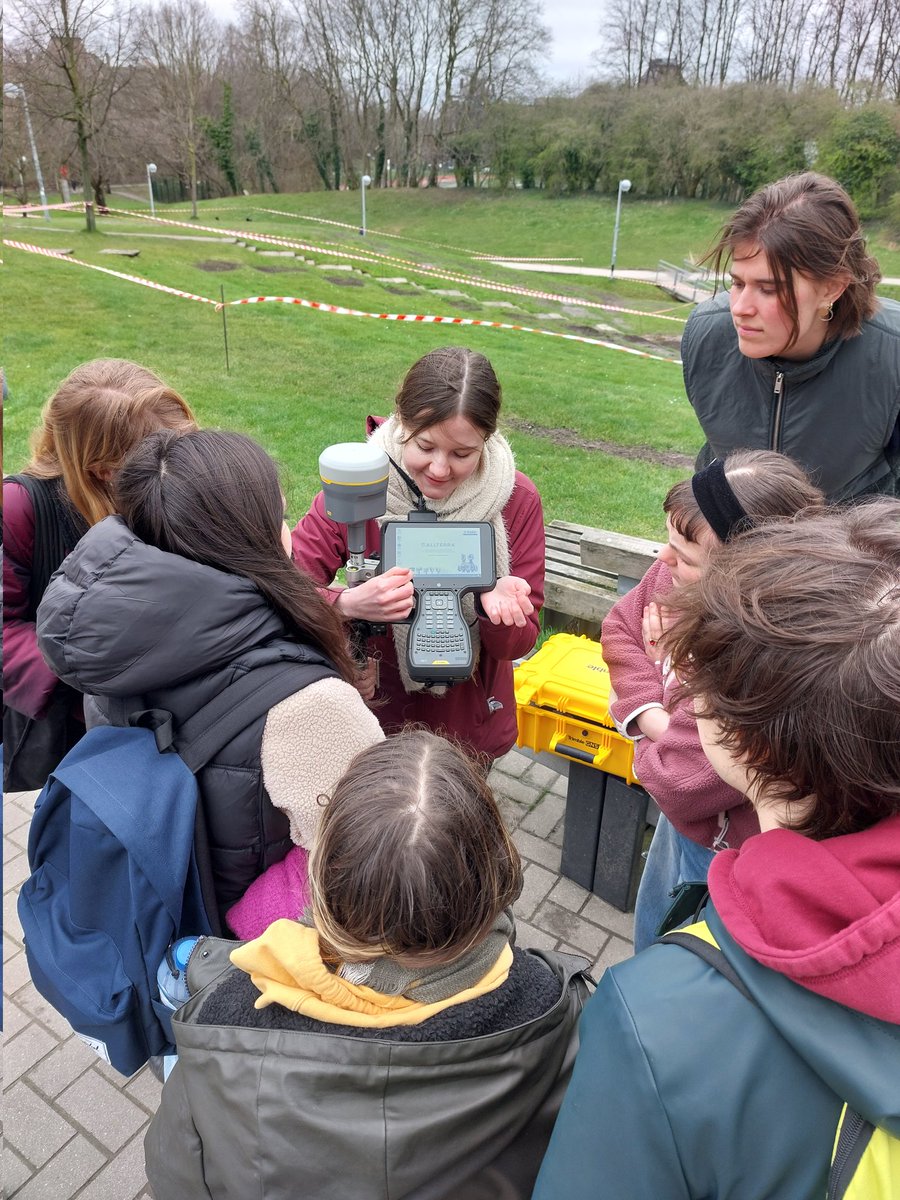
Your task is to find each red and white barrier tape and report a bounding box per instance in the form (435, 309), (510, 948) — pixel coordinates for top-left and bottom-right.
(95, 206), (686, 324)
(218, 295), (682, 363)
(3, 240), (217, 304)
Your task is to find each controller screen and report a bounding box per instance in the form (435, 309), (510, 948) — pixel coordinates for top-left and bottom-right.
(394, 524), (484, 578)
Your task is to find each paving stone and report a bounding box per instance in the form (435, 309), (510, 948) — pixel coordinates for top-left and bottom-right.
(496, 774), (543, 808)
(523, 760), (566, 791)
(4, 886), (25, 944)
(582, 894), (637, 940)
(18, 988), (79, 1040)
(74, 1131), (150, 1200)
(515, 920), (558, 953)
(4, 1146), (33, 1194)
(5, 1081), (76, 1167)
(549, 773), (569, 798)
(512, 828), (562, 872)
(5, 851), (30, 890)
(5, 823), (29, 857)
(4, 998), (30, 1038)
(5, 951), (37, 995)
(547, 820), (565, 847)
(4, 1021), (58, 1086)
(516, 862), (557, 921)
(519, 792), (566, 837)
(124, 1065), (164, 1114)
(29, 1036), (95, 1099)
(4, 930), (22, 962)
(592, 935), (633, 978)
(532, 899), (611, 958)
(57, 1072), (148, 1153)
(4, 796), (37, 831)
(496, 793), (528, 831)
(14, 1135), (105, 1200)
(549, 875), (591, 914)
(490, 748), (532, 779)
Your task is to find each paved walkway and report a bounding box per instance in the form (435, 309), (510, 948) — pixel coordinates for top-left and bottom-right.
(2, 747), (634, 1199)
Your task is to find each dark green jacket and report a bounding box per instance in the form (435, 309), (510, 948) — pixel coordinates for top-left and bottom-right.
(145, 942), (591, 1200)
(682, 292), (900, 502)
(533, 906), (900, 1200)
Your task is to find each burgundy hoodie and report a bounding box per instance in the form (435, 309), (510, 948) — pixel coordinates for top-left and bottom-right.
(709, 813), (900, 1023)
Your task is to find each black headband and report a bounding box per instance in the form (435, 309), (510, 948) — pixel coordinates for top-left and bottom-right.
(690, 458), (750, 542)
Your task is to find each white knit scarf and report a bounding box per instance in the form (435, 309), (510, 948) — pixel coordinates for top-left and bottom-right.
(368, 415), (516, 695)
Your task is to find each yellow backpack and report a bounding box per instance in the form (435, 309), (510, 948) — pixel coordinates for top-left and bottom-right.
(664, 922), (900, 1200)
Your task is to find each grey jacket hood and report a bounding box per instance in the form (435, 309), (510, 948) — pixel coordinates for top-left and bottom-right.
(37, 516), (286, 699)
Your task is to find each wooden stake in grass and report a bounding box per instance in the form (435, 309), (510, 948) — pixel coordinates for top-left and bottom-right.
(220, 284), (230, 373)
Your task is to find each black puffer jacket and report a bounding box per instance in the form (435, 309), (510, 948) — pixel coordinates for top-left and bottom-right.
(36, 516), (336, 921)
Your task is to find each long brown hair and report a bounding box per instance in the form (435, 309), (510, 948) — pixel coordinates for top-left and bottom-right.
(309, 730), (522, 965)
(664, 449), (825, 544)
(664, 500), (900, 838)
(704, 172), (881, 348)
(25, 359), (196, 526)
(395, 346), (501, 440)
(114, 429), (355, 682)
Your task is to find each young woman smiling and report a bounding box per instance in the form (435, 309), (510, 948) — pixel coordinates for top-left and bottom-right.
(682, 172), (900, 502)
(291, 346), (545, 764)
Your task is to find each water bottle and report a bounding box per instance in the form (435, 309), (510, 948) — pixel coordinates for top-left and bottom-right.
(157, 936), (201, 1010)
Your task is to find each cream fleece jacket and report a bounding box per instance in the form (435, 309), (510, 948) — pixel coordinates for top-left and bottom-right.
(261, 676), (384, 848)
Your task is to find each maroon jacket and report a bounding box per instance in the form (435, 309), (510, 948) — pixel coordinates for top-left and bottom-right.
(3, 478), (73, 719)
(291, 472), (545, 760)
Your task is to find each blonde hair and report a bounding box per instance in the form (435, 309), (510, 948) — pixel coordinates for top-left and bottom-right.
(25, 359), (196, 526)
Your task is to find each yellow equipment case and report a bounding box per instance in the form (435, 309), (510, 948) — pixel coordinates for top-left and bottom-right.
(514, 633), (637, 785)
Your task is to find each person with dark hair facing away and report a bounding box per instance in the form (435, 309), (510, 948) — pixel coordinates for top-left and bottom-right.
(534, 498), (900, 1200)
(292, 345), (545, 765)
(602, 449), (825, 950)
(682, 171), (900, 502)
(4, 359), (196, 789)
(144, 729), (591, 1200)
(37, 430), (383, 930)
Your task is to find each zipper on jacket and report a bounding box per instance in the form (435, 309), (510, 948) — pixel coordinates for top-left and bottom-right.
(770, 372), (785, 451)
(827, 1106), (872, 1200)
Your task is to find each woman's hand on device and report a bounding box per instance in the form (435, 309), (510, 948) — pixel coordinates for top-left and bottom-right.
(336, 567), (415, 622)
(481, 576), (534, 627)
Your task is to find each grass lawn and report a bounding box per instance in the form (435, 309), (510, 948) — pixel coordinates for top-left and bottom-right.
(4, 188), (896, 537)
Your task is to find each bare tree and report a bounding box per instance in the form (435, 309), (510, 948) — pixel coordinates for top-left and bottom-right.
(9, 0), (139, 230)
(140, 0), (221, 218)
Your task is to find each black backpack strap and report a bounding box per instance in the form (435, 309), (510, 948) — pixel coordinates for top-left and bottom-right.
(660, 927), (756, 1006)
(127, 656), (337, 937)
(6, 474), (88, 616)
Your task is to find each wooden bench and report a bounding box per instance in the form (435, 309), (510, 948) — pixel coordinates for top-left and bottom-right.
(543, 520), (662, 632)
(538, 521), (664, 910)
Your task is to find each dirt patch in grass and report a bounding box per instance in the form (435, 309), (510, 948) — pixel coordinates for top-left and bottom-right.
(325, 274), (365, 286)
(196, 260), (240, 272)
(505, 417), (694, 468)
(253, 264), (306, 273)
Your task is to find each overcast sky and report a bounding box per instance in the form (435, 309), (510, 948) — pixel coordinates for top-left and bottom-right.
(204, 0), (604, 86)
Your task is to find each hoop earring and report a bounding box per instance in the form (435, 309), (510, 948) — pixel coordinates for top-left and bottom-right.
(821, 302), (834, 322)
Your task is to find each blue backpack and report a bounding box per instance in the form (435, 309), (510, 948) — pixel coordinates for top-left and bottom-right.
(18, 661), (330, 1076)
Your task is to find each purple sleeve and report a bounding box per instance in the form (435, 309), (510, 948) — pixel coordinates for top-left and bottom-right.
(3, 480), (63, 718)
(225, 846), (311, 940)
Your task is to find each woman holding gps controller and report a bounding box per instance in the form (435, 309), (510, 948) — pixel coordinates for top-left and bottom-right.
(292, 346), (545, 763)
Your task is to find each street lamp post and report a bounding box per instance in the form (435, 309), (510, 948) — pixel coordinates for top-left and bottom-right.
(360, 173), (372, 236)
(610, 178), (632, 276)
(146, 163), (158, 216)
(3, 83), (50, 221)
